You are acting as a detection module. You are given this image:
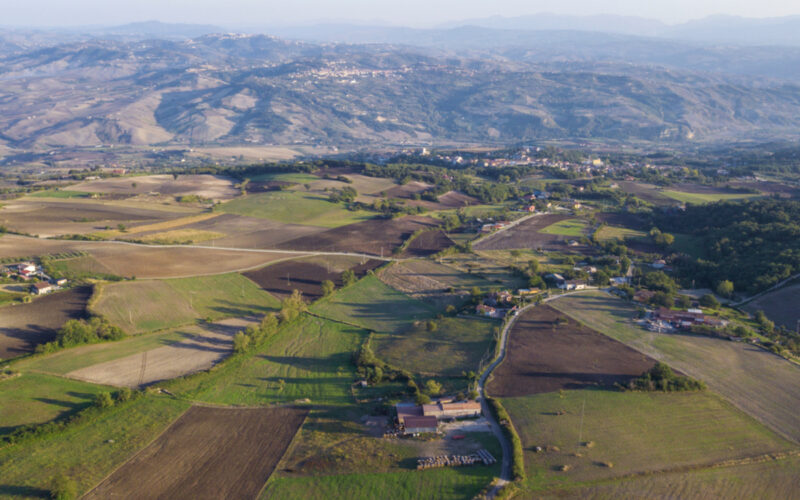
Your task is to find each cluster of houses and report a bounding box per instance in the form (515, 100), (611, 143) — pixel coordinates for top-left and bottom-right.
(396, 398), (482, 435)
(546, 273), (588, 291)
(2, 262), (67, 295)
(475, 289), (546, 318)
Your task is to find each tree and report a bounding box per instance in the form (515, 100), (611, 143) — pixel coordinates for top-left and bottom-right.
(699, 294), (720, 309)
(528, 259), (539, 274)
(424, 379), (443, 396)
(321, 280), (335, 296)
(233, 331), (250, 353)
(341, 269), (356, 287)
(279, 290), (308, 323)
(94, 392), (114, 409)
(676, 294), (692, 309)
(117, 223), (126, 232)
(116, 387), (132, 402)
(649, 291), (673, 308)
(51, 474), (78, 500)
(716, 280), (734, 298)
(415, 392), (432, 405)
(426, 320), (438, 332)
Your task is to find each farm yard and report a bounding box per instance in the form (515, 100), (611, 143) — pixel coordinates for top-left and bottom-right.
(93, 273), (279, 334)
(84, 406), (308, 500)
(487, 305), (656, 397)
(244, 255), (383, 300)
(0, 286), (91, 360)
(551, 292), (800, 444)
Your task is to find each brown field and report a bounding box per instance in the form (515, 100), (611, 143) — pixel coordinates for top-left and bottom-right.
(244, 256), (383, 300)
(84, 405), (308, 500)
(66, 318), (256, 387)
(276, 215), (441, 256)
(0, 198), (193, 237)
(0, 286), (91, 360)
(474, 214), (575, 251)
(616, 181), (674, 205)
(402, 230), (454, 257)
(381, 181), (432, 199)
(743, 283), (800, 330)
(487, 305), (656, 397)
(72, 174), (239, 201)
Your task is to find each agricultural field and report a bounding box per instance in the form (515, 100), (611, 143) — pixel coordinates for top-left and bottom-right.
(378, 259), (494, 298)
(244, 256), (383, 300)
(615, 181), (676, 206)
(539, 218), (590, 237)
(219, 190), (375, 227)
(45, 254), (120, 280)
(0, 395), (191, 496)
(93, 274), (279, 334)
(276, 215), (442, 256)
(167, 314), (366, 406)
(551, 292), (800, 443)
(84, 406), (308, 500)
(402, 230), (455, 257)
(65, 318), (256, 387)
(504, 389), (796, 495)
(743, 281), (800, 330)
(373, 316), (498, 378)
(594, 224), (647, 242)
(0, 286), (91, 360)
(487, 305), (655, 397)
(0, 372), (111, 436)
(474, 214), (580, 252)
(660, 188), (761, 205)
(310, 275), (436, 334)
(71, 174), (239, 201)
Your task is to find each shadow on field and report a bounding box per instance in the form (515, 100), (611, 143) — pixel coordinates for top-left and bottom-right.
(0, 486), (50, 498)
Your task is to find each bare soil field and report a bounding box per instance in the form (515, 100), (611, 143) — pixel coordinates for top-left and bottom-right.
(381, 181), (432, 199)
(0, 286), (90, 360)
(0, 198), (192, 237)
(276, 215), (441, 256)
(616, 181), (674, 206)
(244, 256), (383, 300)
(474, 214), (576, 251)
(72, 174), (239, 201)
(743, 283), (800, 331)
(487, 305), (656, 397)
(84, 405), (308, 500)
(402, 230), (454, 257)
(66, 317), (256, 387)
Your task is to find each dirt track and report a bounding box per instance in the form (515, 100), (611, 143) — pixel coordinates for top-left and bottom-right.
(488, 305), (655, 397)
(84, 405), (308, 500)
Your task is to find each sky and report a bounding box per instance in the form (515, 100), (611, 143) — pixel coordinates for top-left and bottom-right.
(2, 0), (799, 28)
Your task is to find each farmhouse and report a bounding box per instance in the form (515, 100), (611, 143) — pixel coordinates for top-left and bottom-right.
(558, 280), (587, 291)
(30, 282), (55, 295)
(396, 399), (482, 426)
(403, 416), (439, 434)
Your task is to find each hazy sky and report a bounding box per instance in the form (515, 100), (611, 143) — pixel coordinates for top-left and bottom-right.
(3, 0), (800, 27)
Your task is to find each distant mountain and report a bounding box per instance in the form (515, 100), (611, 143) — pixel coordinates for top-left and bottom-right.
(94, 21), (224, 39)
(436, 13), (666, 37)
(2, 33), (800, 150)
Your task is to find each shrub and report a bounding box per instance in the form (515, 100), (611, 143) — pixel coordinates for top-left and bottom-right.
(94, 392), (114, 409)
(321, 280), (335, 296)
(50, 474), (77, 500)
(424, 379), (443, 396)
(233, 331), (251, 353)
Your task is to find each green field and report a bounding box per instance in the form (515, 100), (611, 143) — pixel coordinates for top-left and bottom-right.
(166, 314), (365, 406)
(0, 395), (189, 497)
(0, 373), (111, 436)
(660, 189), (760, 205)
(539, 218), (590, 237)
(310, 275), (436, 333)
(373, 317), (498, 377)
(400, 259), (496, 290)
(219, 191), (375, 227)
(594, 225), (646, 242)
(550, 292), (800, 444)
(504, 389), (794, 494)
(47, 254), (120, 280)
(0, 290), (24, 306)
(94, 273), (280, 334)
(249, 172), (320, 184)
(27, 190), (91, 199)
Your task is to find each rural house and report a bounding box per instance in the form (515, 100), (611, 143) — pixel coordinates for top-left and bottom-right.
(558, 280), (587, 291)
(30, 282), (55, 295)
(403, 416), (439, 435)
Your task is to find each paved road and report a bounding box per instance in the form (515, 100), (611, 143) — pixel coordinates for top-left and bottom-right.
(476, 288), (599, 498)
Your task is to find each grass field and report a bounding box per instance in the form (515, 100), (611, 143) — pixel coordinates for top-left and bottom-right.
(0, 373), (111, 436)
(27, 190), (91, 199)
(660, 190), (760, 205)
(0, 395), (190, 497)
(0, 290), (24, 306)
(166, 314), (366, 406)
(539, 218), (589, 237)
(47, 254), (120, 280)
(249, 172), (320, 184)
(373, 317), (498, 377)
(594, 225), (646, 242)
(550, 292), (800, 444)
(90, 212), (218, 239)
(310, 275), (436, 333)
(94, 273), (280, 334)
(219, 191), (375, 228)
(503, 389), (794, 494)
(134, 228), (224, 244)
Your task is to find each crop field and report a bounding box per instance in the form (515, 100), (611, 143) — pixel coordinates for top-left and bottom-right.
(46, 254), (120, 280)
(132, 228), (224, 244)
(378, 259), (493, 299)
(488, 305), (655, 397)
(310, 275), (436, 334)
(0, 197), (194, 237)
(402, 230), (455, 257)
(615, 181), (675, 206)
(72, 174), (240, 201)
(551, 292), (800, 443)
(594, 224), (647, 242)
(660, 189), (760, 204)
(474, 214), (577, 251)
(0, 286), (91, 360)
(84, 405), (307, 500)
(0, 395), (191, 496)
(219, 191), (375, 227)
(276, 215), (442, 256)
(539, 218), (590, 237)
(503, 389), (796, 494)
(300, 173), (399, 197)
(0, 372), (111, 436)
(249, 172), (320, 184)
(244, 256), (383, 300)
(373, 317), (498, 377)
(743, 282), (800, 330)
(94, 274), (279, 334)
(167, 314), (366, 406)
(66, 318), (256, 387)
(544, 456), (800, 500)
(27, 190), (91, 199)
